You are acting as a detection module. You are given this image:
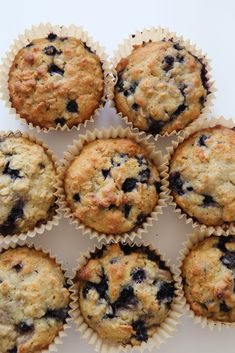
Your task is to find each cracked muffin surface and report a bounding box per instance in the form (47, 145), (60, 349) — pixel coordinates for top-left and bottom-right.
(168, 125), (235, 226)
(64, 138), (161, 234)
(114, 40), (209, 135)
(8, 33), (104, 129)
(0, 135), (57, 236)
(0, 246), (70, 353)
(182, 235), (235, 322)
(77, 243), (175, 345)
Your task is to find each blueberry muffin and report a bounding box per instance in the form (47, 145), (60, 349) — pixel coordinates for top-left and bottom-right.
(77, 243), (175, 345)
(0, 246), (70, 353)
(8, 32), (104, 129)
(182, 235), (235, 322)
(114, 39), (209, 135)
(64, 138), (161, 234)
(168, 125), (235, 226)
(0, 134), (57, 236)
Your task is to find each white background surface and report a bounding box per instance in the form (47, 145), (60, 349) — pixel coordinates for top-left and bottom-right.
(0, 0), (235, 352)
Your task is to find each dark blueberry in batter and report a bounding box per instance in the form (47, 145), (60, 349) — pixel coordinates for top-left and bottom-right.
(199, 96), (206, 106)
(45, 308), (68, 322)
(124, 81), (138, 97)
(73, 193), (80, 202)
(198, 134), (208, 147)
(83, 282), (95, 298)
(135, 156), (147, 166)
(113, 286), (137, 309)
(12, 262), (23, 272)
(132, 103), (139, 111)
(44, 45), (61, 56)
(3, 161), (21, 180)
(54, 117), (66, 126)
(109, 258), (118, 264)
(221, 251), (235, 269)
(25, 42), (33, 48)
(47, 33), (57, 41)
(8, 347), (17, 353)
(169, 171), (184, 195)
(48, 64), (64, 76)
(38, 163), (45, 169)
(156, 281), (175, 304)
(176, 54), (184, 63)
(163, 55), (174, 72)
(67, 100), (78, 113)
(155, 181), (161, 194)
(0, 199), (24, 235)
(60, 37), (68, 42)
(220, 301), (230, 312)
(103, 305), (115, 319)
(132, 320), (148, 342)
(147, 117), (165, 135)
(216, 236), (231, 252)
(173, 42), (183, 50)
(187, 186), (193, 191)
(108, 204), (116, 210)
(139, 168), (150, 183)
(131, 268), (146, 283)
(102, 169), (110, 179)
(95, 272), (109, 299)
(170, 103), (187, 120)
(16, 321), (34, 333)
(122, 178), (137, 192)
(122, 204), (132, 218)
(202, 194), (215, 207)
(136, 212), (147, 226)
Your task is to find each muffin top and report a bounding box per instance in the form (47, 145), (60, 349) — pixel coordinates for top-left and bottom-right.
(77, 243), (175, 345)
(169, 125), (235, 226)
(64, 138), (160, 234)
(114, 39), (208, 135)
(0, 246), (70, 353)
(182, 235), (235, 322)
(0, 135), (57, 236)
(8, 33), (104, 129)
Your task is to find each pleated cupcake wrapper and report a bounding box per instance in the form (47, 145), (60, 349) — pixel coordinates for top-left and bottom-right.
(69, 241), (183, 353)
(0, 23), (110, 132)
(58, 126), (167, 243)
(108, 26), (216, 139)
(176, 229), (235, 329)
(0, 130), (61, 245)
(162, 115), (235, 236)
(0, 241), (71, 353)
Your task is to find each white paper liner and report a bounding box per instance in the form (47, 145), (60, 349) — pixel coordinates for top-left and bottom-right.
(0, 23), (110, 132)
(0, 130), (61, 245)
(162, 115), (235, 236)
(69, 241), (183, 353)
(176, 229), (235, 329)
(0, 241), (71, 352)
(58, 127), (167, 243)
(108, 27), (216, 139)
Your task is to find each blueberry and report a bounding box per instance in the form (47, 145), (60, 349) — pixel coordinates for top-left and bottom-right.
(38, 163), (45, 169)
(0, 199), (24, 236)
(131, 268), (146, 283)
(122, 204), (132, 219)
(176, 54), (184, 63)
(16, 321), (34, 333)
(122, 178), (137, 192)
(173, 42), (183, 50)
(102, 169), (110, 179)
(135, 156), (147, 166)
(66, 100), (78, 113)
(199, 96), (206, 106)
(170, 103), (187, 121)
(216, 236), (232, 252)
(221, 251), (235, 269)
(123, 81), (138, 97)
(169, 171), (184, 196)
(132, 103), (139, 111)
(3, 161), (22, 180)
(47, 33), (57, 41)
(45, 308), (68, 322)
(136, 212), (147, 226)
(60, 37), (68, 42)
(198, 134), (208, 147)
(25, 42), (33, 48)
(220, 301), (230, 313)
(132, 320), (148, 342)
(8, 347), (17, 353)
(147, 117), (165, 135)
(154, 181), (161, 194)
(73, 193), (80, 202)
(139, 168), (150, 183)
(187, 186), (193, 191)
(83, 282), (95, 299)
(12, 262), (23, 272)
(54, 117), (66, 126)
(48, 64), (64, 76)
(156, 281), (175, 304)
(108, 204), (116, 210)
(163, 55), (174, 72)
(202, 195), (215, 207)
(43, 45), (61, 56)
(111, 153), (128, 167)
(95, 272), (109, 299)
(109, 258), (118, 264)
(103, 305), (115, 319)
(113, 286), (138, 310)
